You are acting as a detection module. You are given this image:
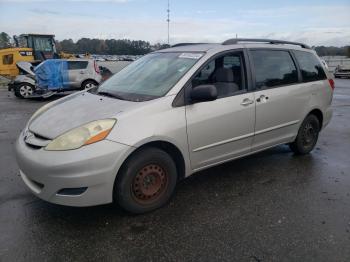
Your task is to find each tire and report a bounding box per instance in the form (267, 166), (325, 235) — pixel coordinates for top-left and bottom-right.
(114, 147), (178, 214)
(289, 114), (320, 155)
(81, 80), (98, 90)
(14, 83), (35, 99)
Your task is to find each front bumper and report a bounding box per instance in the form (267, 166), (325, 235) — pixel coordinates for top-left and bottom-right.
(8, 81), (15, 91)
(15, 132), (133, 207)
(334, 73), (350, 78)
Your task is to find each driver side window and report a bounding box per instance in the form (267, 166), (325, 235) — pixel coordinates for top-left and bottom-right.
(192, 52), (246, 98)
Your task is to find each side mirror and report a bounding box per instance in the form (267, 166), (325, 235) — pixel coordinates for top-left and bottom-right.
(190, 85), (217, 103)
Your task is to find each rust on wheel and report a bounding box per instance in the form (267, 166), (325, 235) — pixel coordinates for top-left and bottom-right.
(131, 164), (168, 204)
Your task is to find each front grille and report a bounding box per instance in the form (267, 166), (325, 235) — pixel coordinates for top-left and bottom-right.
(30, 179), (44, 189)
(25, 143), (42, 149)
(57, 187), (88, 196)
(24, 130), (51, 149)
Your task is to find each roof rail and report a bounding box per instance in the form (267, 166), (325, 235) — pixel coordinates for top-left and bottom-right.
(222, 38), (311, 49)
(171, 43), (210, 47)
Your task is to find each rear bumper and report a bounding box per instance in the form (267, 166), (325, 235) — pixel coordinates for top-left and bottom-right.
(334, 73), (350, 78)
(323, 107), (333, 130)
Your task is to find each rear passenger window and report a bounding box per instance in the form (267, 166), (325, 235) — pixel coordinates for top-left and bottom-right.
(68, 61), (88, 70)
(294, 51), (326, 82)
(251, 50), (298, 89)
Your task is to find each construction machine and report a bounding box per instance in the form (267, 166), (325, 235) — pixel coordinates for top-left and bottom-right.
(0, 34), (74, 78)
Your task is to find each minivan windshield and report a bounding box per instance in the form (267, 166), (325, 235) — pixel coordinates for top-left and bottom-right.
(97, 52), (203, 101)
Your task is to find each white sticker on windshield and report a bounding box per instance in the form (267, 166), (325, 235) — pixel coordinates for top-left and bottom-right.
(179, 53), (203, 60)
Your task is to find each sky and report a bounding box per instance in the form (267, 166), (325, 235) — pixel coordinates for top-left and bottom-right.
(0, 0), (349, 46)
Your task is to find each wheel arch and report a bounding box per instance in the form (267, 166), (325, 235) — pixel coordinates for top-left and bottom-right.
(81, 79), (99, 89)
(117, 140), (187, 182)
(307, 108), (323, 128)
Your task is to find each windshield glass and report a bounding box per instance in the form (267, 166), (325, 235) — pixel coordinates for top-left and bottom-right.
(97, 52), (203, 101)
(33, 37), (54, 52)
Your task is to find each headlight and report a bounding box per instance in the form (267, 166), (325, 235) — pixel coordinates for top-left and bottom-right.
(45, 119), (116, 151)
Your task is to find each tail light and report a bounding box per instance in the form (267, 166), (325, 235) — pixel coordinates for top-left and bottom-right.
(328, 79), (335, 91)
(94, 60), (100, 74)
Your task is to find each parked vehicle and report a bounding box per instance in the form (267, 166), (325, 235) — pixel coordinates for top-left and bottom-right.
(15, 39), (334, 213)
(7, 61), (36, 98)
(0, 34), (58, 78)
(9, 59), (102, 98)
(334, 65), (350, 78)
(0, 48), (35, 78)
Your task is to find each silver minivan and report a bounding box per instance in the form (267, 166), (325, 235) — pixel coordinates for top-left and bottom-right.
(15, 39), (334, 213)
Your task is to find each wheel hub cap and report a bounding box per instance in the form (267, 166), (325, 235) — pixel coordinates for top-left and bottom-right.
(132, 164), (168, 203)
(303, 123), (316, 145)
(20, 85), (33, 97)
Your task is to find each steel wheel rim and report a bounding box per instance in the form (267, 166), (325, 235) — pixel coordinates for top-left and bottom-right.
(302, 122), (316, 147)
(19, 85), (33, 97)
(131, 164), (168, 204)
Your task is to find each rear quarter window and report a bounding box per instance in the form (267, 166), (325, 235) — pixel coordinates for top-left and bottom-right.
(294, 51), (327, 82)
(68, 61), (88, 70)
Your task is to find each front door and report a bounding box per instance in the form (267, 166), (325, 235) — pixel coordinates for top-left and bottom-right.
(185, 51), (256, 170)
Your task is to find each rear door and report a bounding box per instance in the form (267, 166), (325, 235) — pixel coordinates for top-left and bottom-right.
(248, 49), (308, 151)
(67, 61), (89, 88)
(185, 51), (256, 170)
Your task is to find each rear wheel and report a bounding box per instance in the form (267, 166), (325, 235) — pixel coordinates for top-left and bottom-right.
(81, 80), (98, 90)
(14, 83), (34, 98)
(289, 114), (320, 155)
(114, 147), (177, 214)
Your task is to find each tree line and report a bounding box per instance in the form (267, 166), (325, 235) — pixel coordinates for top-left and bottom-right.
(313, 46), (350, 57)
(0, 31), (349, 56)
(55, 38), (170, 55)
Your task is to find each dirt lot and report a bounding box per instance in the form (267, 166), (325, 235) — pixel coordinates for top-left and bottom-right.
(0, 79), (350, 261)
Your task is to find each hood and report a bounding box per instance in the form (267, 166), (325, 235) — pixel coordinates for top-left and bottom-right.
(16, 62), (35, 76)
(29, 92), (138, 139)
(14, 74), (35, 85)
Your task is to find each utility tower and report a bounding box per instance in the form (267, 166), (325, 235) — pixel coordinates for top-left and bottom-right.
(167, 0), (170, 45)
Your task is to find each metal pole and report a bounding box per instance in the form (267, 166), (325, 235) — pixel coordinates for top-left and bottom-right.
(167, 0), (170, 45)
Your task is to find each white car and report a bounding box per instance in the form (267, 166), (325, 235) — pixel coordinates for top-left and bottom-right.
(9, 59), (102, 98)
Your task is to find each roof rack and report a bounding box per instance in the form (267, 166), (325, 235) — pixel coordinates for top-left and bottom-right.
(171, 43), (210, 47)
(222, 38), (311, 49)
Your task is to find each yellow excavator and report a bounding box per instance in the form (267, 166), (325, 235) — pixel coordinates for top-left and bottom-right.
(0, 34), (75, 78)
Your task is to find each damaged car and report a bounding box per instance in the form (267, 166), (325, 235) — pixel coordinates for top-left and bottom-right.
(9, 59), (102, 98)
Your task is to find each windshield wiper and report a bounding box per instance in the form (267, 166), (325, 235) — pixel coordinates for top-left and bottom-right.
(97, 91), (126, 100)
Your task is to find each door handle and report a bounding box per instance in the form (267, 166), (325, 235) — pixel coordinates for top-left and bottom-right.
(240, 98), (254, 106)
(256, 95), (269, 103)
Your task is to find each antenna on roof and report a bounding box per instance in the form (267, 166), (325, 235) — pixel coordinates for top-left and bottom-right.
(167, 0), (170, 45)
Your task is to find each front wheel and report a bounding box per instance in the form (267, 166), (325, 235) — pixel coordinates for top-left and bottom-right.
(114, 148), (178, 214)
(289, 114), (320, 155)
(14, 83), (35, 98)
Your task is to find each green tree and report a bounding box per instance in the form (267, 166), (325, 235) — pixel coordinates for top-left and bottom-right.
(0, 32), (12, 49)
(59, 39), (76, 53)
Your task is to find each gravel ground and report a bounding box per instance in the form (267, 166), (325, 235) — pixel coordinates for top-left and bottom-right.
(0, 79), (350, 262)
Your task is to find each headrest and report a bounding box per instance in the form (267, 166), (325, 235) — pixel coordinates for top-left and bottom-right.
(215, 68), (234, 82)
